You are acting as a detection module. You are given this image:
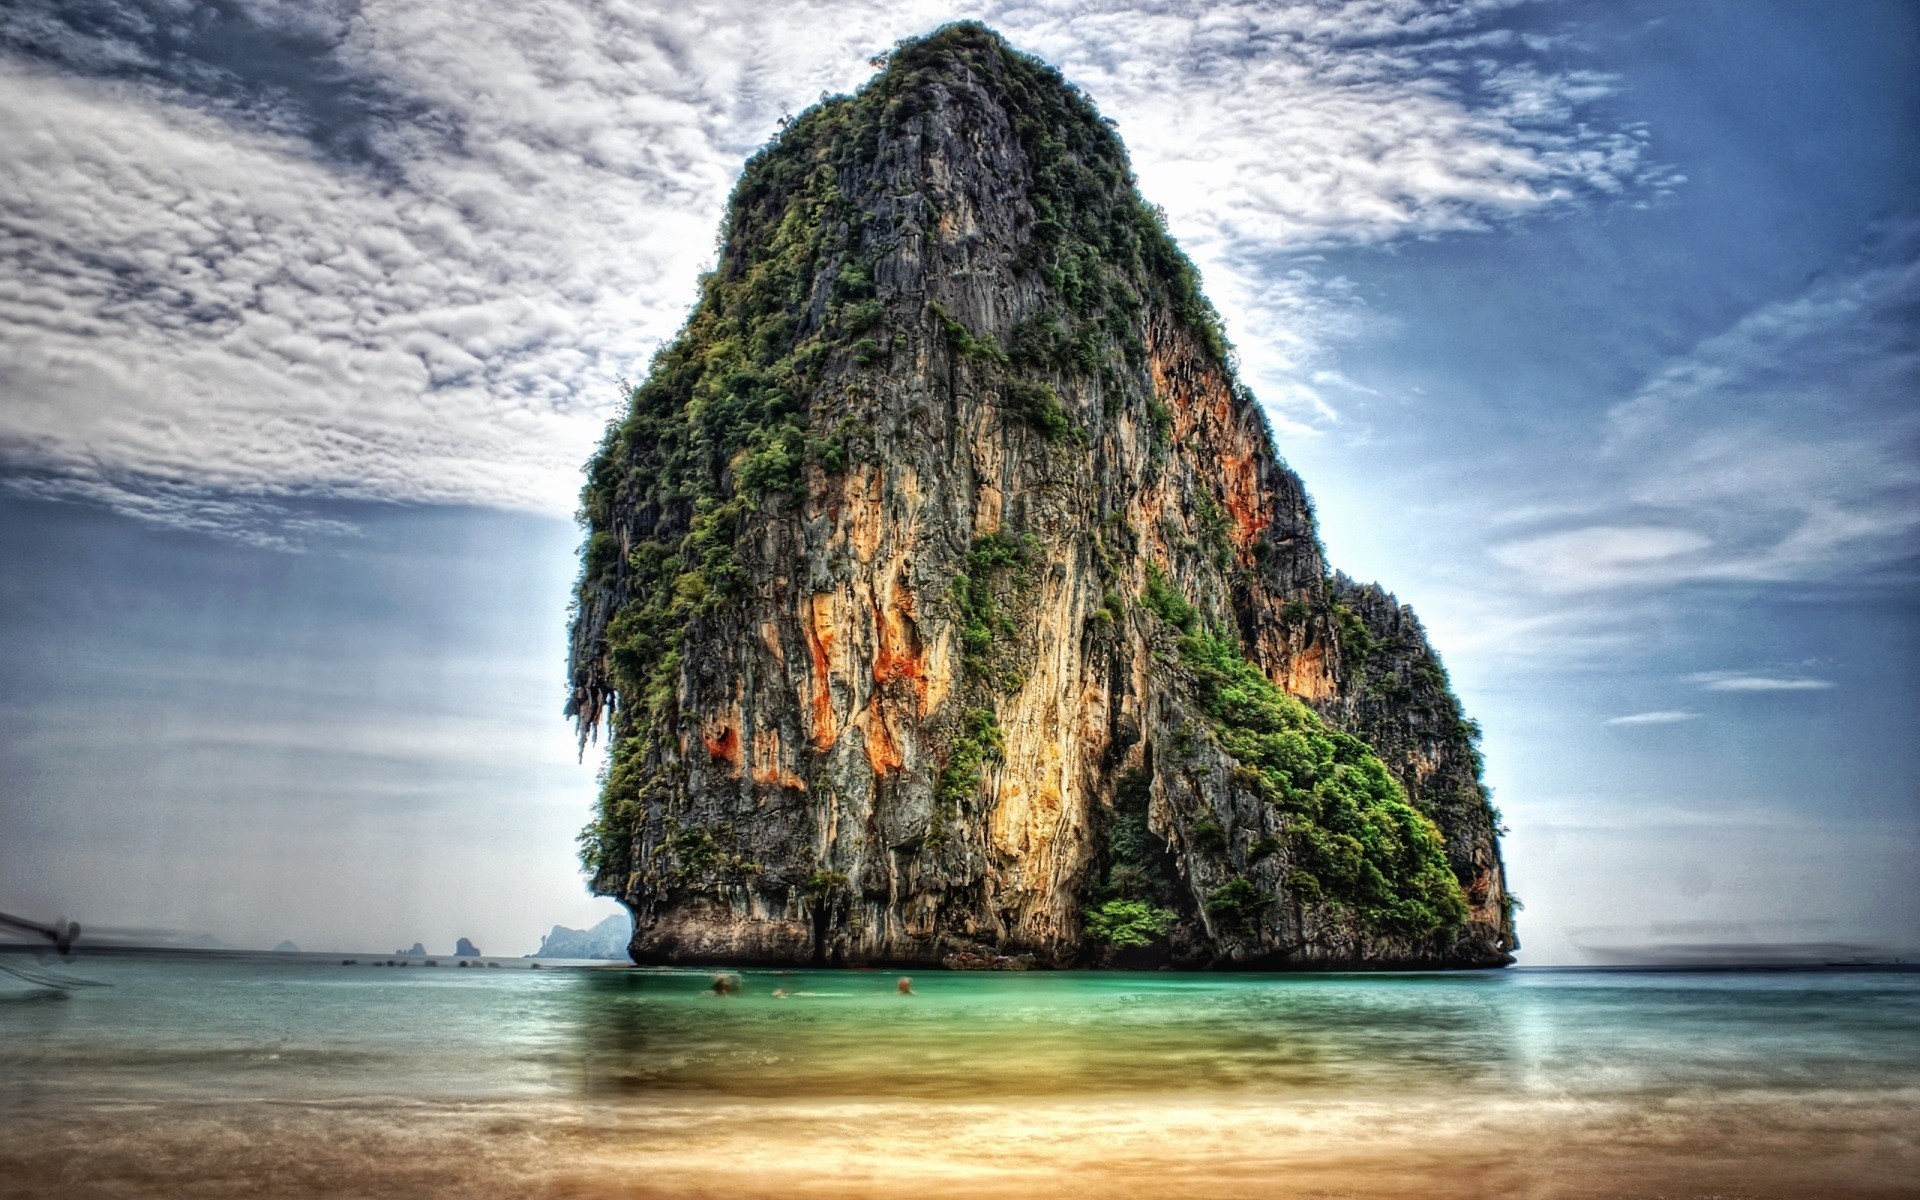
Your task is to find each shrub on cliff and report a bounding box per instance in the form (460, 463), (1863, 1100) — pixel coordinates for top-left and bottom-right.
(1085, 899), (1177, 948)
(1177, 626), (1468, 938)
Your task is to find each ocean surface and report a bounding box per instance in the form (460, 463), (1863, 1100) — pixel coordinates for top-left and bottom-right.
(2, 954), (1916, 1198)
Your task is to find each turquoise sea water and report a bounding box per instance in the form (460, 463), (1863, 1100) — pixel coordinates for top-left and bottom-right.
(2, 955), (1917, 1197)
(6, 956), (1917, 1102)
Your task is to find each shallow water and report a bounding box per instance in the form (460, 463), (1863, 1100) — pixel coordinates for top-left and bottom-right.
(2, 955), (1917, 1197)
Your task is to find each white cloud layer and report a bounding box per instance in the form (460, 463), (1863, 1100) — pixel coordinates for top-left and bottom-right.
(1490, 524), (1711, 595)
(1687, 671), (1837, 693)
(0, 0), (1668, 537)
(1486, 244), (1920, 599)
(1603, 710), (1699, 726)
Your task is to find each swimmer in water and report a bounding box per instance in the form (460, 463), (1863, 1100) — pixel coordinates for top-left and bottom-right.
(710, 974), (738, 996)
(772, 987), (789, 999)
(896, 976), (913, 995)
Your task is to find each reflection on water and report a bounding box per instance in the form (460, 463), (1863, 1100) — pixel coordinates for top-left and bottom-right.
(2, 957), (1917, 1197)
(562, 969), (1531, 1099)
(560, 966), (1920, 1102)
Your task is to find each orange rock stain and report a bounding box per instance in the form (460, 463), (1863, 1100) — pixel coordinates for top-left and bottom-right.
(1217, 449), (1269, 555)
(702, 723), (741, 768)
(1149, 339), (1274, 564)
(863, 705), (905, 776)
(805, 594), (839, 750)
(871, 598), (930, 714)
(1284, 641), (1337, 701)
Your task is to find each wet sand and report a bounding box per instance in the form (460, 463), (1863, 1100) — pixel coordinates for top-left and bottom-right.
(2, 1089), (1916, 1198)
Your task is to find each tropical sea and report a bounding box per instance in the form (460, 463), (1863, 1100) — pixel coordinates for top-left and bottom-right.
(1, 954), (1915, 1198)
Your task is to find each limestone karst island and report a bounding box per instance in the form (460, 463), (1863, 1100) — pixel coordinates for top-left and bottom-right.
(567, 24), (1513, 971)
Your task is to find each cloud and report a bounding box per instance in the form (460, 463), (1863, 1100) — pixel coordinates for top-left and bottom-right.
(1487, 239), (1920, 599)
(1489, 524), (1711, 593)
(1029, 5), (1666, 256)
(0, 60), (632, 526)
(1604, 710), (1700, 726)
(1600, 249), (1920, 585)
(0, 0), (1670, 539)
(1013, 2), (1677, 426)
(1687, 671), (1837, 693)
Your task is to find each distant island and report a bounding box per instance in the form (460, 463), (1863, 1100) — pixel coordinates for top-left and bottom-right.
(531, 913), (633, 960)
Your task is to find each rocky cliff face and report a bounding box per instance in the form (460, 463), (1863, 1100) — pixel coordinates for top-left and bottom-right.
(568, 23), (1514, 970)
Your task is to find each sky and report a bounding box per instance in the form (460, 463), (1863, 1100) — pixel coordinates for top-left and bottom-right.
(1, 0), (1913, 961)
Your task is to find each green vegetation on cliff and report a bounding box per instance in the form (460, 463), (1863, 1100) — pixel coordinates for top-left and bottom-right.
(1084, 767), (1185, 952)
(1141, 574), (1468, 937)
(1185, 627), (1468, 936)
(1085, 898), (1178, 947)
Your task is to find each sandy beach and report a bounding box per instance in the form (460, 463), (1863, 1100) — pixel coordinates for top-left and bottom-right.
(3, 1089), (1916, 1198)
